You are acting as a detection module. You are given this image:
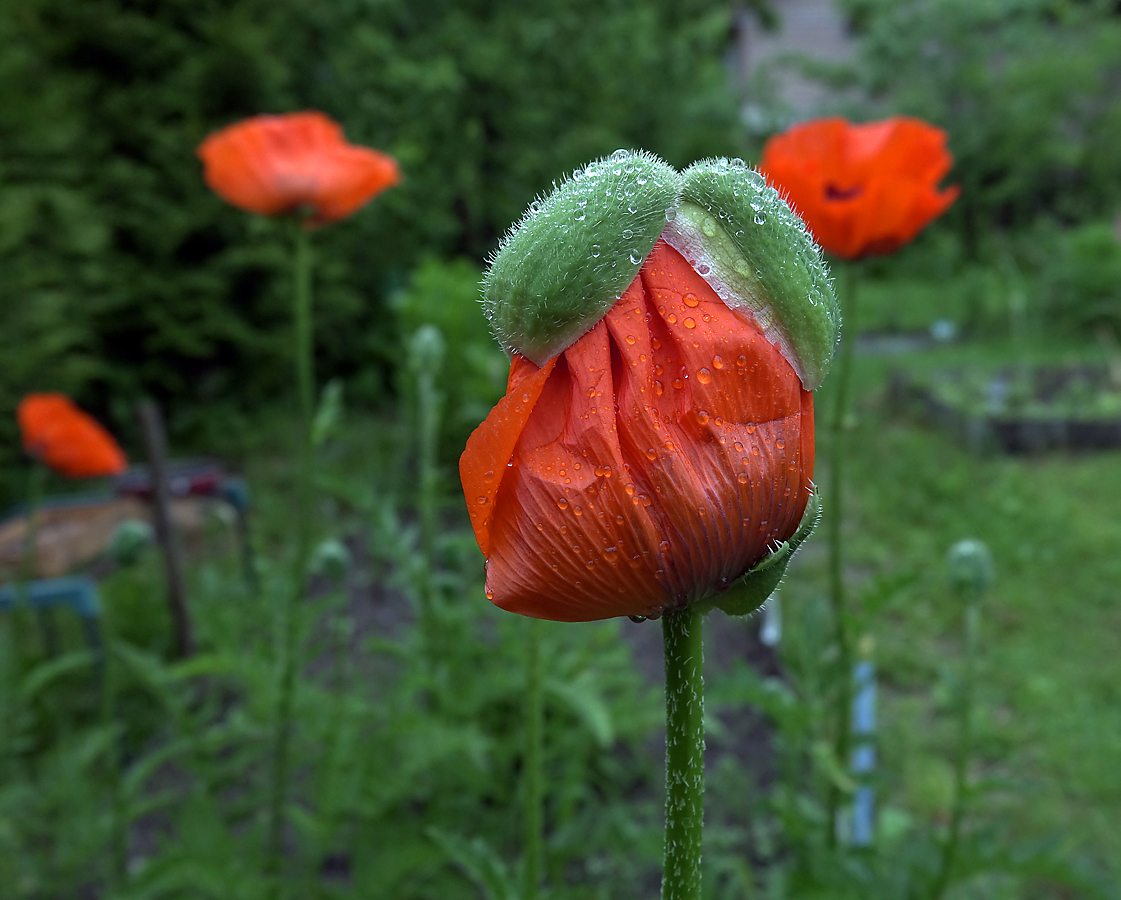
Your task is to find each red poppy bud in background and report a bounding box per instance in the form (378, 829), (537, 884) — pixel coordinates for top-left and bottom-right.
(197, 111), (400, 227)
(461, 152), (839, 622)
(18, 393), (127, 479)
(758, 116), (958, 260)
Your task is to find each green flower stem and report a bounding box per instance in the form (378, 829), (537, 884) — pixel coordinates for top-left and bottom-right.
(826, 264), (858, 845)
(523, 617), (544, 900)
(661, 605), (705, 900)
(930, 593), (980, 899)
(265, 224), (316, 893)
(416, 354), (440, 649)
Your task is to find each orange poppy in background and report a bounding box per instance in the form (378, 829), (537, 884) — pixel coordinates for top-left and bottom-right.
(197, 111), (400, 227)
(460, 241), (815, 622)
(758, 116), (958, 259)
(18, 393), (127, 479)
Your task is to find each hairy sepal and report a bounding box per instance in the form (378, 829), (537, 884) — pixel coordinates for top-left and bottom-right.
(483, 150), (681, 365)
(664, 159), (839, 390)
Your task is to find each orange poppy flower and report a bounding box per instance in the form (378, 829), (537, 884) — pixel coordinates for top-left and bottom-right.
(758, 116), (958, 259)
(460, 241), (815, 622)
(197, 111), (400, 227)
(18, 393), (127, 479)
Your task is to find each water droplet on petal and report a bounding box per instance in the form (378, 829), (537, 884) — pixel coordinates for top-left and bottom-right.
(712, 355), (724, 370)
(683, 292), (699, 308)
(557, 498), (569, 510)
(737, 473), (749, 485)
(696, 367), (712, 384)
(683, 317), (696, 329)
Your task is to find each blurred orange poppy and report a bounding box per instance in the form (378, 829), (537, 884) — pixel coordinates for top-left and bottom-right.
(18, 393), (127, 479)
(759, 116), (958, 259)
(460, 241), (815, 622)
(197, 111), (400, 227)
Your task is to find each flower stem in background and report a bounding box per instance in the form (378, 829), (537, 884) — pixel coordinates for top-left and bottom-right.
(826, 264), (859, 844)
(265, 224), (316, 892)
(661, 605), (704, 900)
(522, 617), (544, 900)
(930, 545), (988, 900)
(410, 326), (446, 659)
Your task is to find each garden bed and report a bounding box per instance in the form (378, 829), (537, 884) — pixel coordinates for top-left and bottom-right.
(890, 364), (1121, 454)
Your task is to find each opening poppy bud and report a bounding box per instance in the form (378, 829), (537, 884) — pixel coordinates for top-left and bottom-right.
(483, 150), (682, 365)
(664, 158), (840, 390)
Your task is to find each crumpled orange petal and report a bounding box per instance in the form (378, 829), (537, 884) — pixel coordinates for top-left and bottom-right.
(461, 242), (814, 622)
(18, 393), (127, 479)
(197, 111), (400, 227)
(759, 116), (958, 259)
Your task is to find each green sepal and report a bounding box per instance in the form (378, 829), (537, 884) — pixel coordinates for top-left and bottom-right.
(665, 159), (839, 389)
(697, 491), (821, 617)
(482, 150), (681, 365)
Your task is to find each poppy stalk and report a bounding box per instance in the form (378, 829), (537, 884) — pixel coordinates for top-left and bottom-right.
(461, 151), (839, 898)
(197, 112), (398, 892)
(759, 115), (958, 844)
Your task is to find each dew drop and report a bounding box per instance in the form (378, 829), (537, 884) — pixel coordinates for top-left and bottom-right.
(696, 410), (709, 425)
(737, 355), (748, 367)
(683, 317), (696, 329)
(746, 424), (757, 434)
(624, 483), (636, 497)
(754, 213), (766, 225)
(610, 148), (628, 161)
(603, 546), (619, 564)
(485, 590), (495, 600)
(476, 495), (488, 506)
(651, 337), (662, 350)
(737, 473), (749, 485)
(653, 380), (664, 395)
(573, 505), (583, 516)
(733, 440), (744, 452)
(672, 377), (684, 390)
(591, 243), (601, 258)
(696, 367), (712, 384)
(683, 292), (699, 308)
(776, 439), (786, 450)
(556, 498), (569, 510)
(712, 355), (724, 370)
(665, 439), (676, 451)
(625, 334), (637, 345)
(667, 313), (678, 324)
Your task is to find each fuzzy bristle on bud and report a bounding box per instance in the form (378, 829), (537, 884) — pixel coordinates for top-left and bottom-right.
(482, 150), (681, 365)
(664, 158), (839, 390)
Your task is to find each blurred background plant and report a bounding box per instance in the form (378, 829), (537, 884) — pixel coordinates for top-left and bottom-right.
(1, 0), (1120, 896)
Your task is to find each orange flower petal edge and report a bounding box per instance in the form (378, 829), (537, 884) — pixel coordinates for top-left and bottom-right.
(461, 242), (815, 622)
(758, 116), (958, 260)
(18, 393), (127, 479)
(197, 111), (400, 227)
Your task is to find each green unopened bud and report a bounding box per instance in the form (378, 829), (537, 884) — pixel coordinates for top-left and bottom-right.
(310, 537), (351, 582)
(666, 159), (839, 389)
(483, 149), (681, 365)
(108, 519), (154, 566)
(947, 538), (994, 597)
(409, 324), (446, 374)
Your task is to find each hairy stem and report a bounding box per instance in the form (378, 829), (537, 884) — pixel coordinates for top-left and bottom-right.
(661, 605), (704, 900)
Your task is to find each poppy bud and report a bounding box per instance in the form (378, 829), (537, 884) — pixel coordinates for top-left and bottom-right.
(947, 538), (994, 597)
(462, 153), (838, 622)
